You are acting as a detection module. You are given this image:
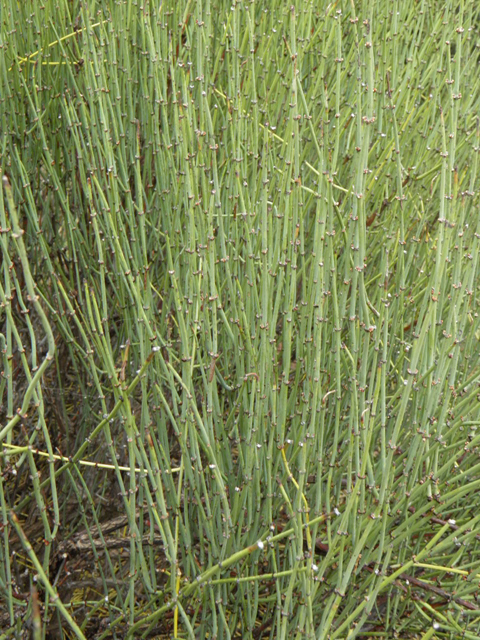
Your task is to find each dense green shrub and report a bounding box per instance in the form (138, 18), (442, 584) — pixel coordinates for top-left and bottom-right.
(1, 1), (480, 637)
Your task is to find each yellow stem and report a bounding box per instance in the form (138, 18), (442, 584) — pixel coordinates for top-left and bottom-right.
(281, 446), (312, 551)
(2, 443), (180, 474)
